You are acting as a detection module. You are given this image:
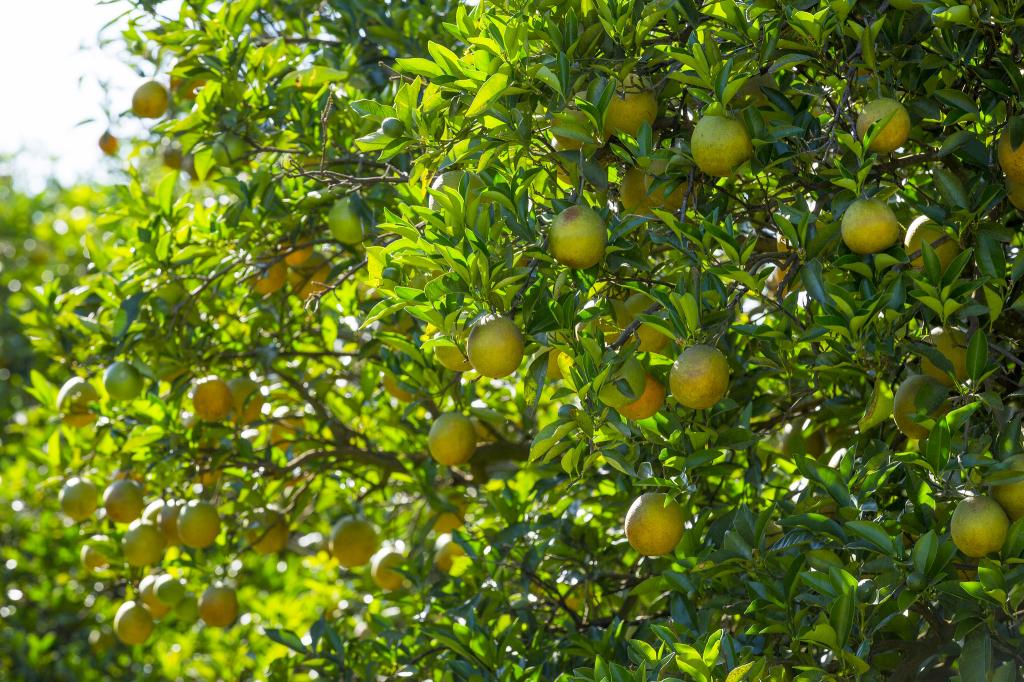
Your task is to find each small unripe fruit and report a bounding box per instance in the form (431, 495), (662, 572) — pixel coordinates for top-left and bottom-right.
(154, 574), (186, 606)
(328, 197), (364, 245)
(691, 115), (752, 177)
(98, 131), (118, 155)
(132, 80), (169, 119)
(428, 413), (477, 466)
(670, 345), (730, 410)
(227, 375), (263, 425)
(329, 517), (379, 568)
(103, 361), (144, 401)
(60, 477), (98, 522)
(434, 534), (467, 573)
(81, 543), (109, 571)
(246, 509), (289, 555)
(114, 601), (154, 645)
(380, 117), (404, 137)
(467, 315), (524, 378)
(57, 377), (98, 427)
(139, 575), (171, 618)
(177, 500), (221, 549)
(549, 205), (607, 269)
(892, 374), (948, 440)
(950, 496), (1008, 558)
(841, 198), (900, 255)
(103, 479), (145, 524)
(199, 585), (238, 628)
(370, 549), (405, 591)
(122, 520), (166, 567)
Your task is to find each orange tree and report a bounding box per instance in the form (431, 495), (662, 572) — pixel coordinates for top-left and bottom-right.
(8, 0), (1024, 679)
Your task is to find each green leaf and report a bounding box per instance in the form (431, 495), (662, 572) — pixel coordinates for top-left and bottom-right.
(959, 627), (992, 682)
(466, 73), (509, 117)
(967, 330), (988, 382)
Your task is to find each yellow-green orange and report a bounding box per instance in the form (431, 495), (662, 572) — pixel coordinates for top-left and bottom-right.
(103, 361), (144, 401)
(619, 163), (684, 215)
(920, 328), (968, 387)
(328, 197), (363, 245)
(892, 374), (948, 439)
(691, 115), (752, 177)
(841, 198), (900, 255)
(856, 98), (911, 153)
(993, 455), (1024, 521)
(81, 543), (109, 571)
(382, 372), (414, 402)
(604, 75), (657, 139)
(670, 345), (730, 410)
(624, 492), (685, 556)
(370, 550), (405, 591)
(131, 80), (169, 119)
(428, 412), (477, 465)
(329, 517), (379, 568)
(227, 375), (263, 424)
(177, 500), (221, 549)
(905, 222), (958, 271)
(467, 315), (524, 378)
(950, 496), (1008, 558)
(114, 601), (154, 645)
(139, 575), (171, 619)
(122, 520), (166, 567)
(60, 477), (98, 522)
(103, 479), (145, 524)
(435, 344), (473, 372)
(192, 375), (233, 422)
(617, 293), (669, 353)
(998, 127), (1024, 184)
(598, 356), (647, 409)
(199, 585), (238, 628)
(549, 205), (607, 269)
(142, 499), (181, 545)
(434, 534), (467, 573)
(57, 377), (98, 427)
(246, 509), (289, 554)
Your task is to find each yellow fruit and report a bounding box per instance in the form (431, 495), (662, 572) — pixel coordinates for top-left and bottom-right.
(177, 500), (221, 549)
(546, 349), (566, 381)
(289, 252), (331, 299)
(199, 585), (238, 628)
(81, 543), (109, 571)
(892, 374), (948, 439)
(618, 374), (666, 421)
(619, 293), (669, 353)
(60, 477), (98, 522)
(99, 131), (119, 155)
(252, 259), (287, 296)
(549, 205), (607, 269)
(841, 198), (900, 255)
(329, 517), (379, 568)
(993, 455), (1024, 521)
(950, 496), (1008, 558)
(690, 115), (753, 177)
(432, 492), (467, 534)
(139, 575), (171, 619)
(153, 574), (186, 606)
(57, 377), (98, 427)
(370, 550), (405, 591)
(598, 356), (647, 409)
(143, 499), (181, 546)
(552, 108), (589, 151)
(114, 601), (154, 645)
(328, 197), (363, 245)
(283, 243), (313, 267)
(227, 375), (264, 424)
(624, 492), (685, 556)
(383, 372), (414, 402)
(856, 98), (911, 153)
(619, 165), (684, 215)
(122, 520), (166, 567)
(132, 80), (169, 119)
(467, 315), (524, 379)
(604, 75), (658, 139)
(998, 126), (1024, 184)
(669, 345), (730, 410)
(192, 376), (233, 422)
(1007, 178), (1024, 210)
(103, 361), (144, 401)
(435, 343), (473, 372)
(103, 480), (145, 524)
(920, 328), (968, 387)
(905, 222), (958, 271)
(246, 509), (289, 554)
(434, 534), (467, 573)
(428, 413), (477, 465)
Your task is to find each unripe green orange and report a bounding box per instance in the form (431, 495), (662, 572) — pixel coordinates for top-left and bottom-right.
(467, 315), (524, 378)
(57, 377), (98, 427)
(549, 205), (607, 270)
(199, 584), (238, 628)
(177, 500), (221, 549)
(103, 479), (145, 524)
(328, 197), (364, 245)
(103, 361), (144, 401)
(122, 520), (166, 567)
(841, 198), (900, 255)
(329, 516), (379, 568)
(993, 455), (1024, 521)
(154, 574), (186, 607)
(114, 601), (154, 645)
(370, 549), (405, 591)
(691, 115), (752, 177)
(132, 80), (169, 119)
(950, 496), (1008, 558)
(139, 574), (171, 618)
(624, 492), (685, 556)
(670, 345), (730, 410)
(856, 98), (911, 153)
(60, 477), (98, 522)
(428, 412), (477, 465)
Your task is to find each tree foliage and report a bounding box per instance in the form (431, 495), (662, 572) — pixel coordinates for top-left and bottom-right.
(6, 0), (1024, 680)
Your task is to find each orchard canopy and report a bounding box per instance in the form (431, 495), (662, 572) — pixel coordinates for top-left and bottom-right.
(8, 0), (1024, 679)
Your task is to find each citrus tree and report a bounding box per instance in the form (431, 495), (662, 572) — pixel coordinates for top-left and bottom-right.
(8, 0), (1024, 679)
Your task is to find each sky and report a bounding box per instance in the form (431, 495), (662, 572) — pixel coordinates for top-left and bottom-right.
(0, 1), (142, 192)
